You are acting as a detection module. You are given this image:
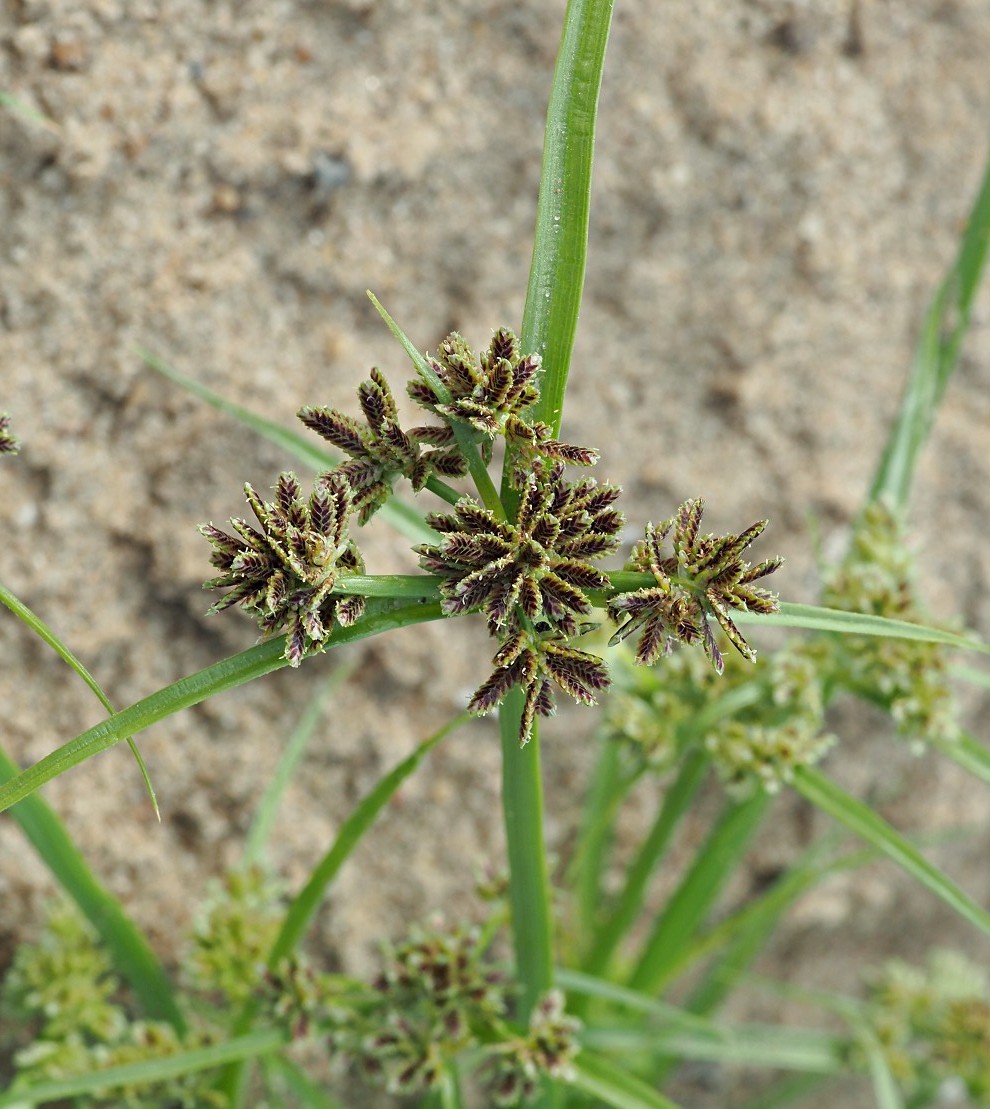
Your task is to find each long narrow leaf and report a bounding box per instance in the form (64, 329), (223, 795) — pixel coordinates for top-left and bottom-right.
(583, 1025), (843, 1073)
(568, 1051), (683, 1109)
(0, 747), (183, 1030)
(870, 146), (990, 510)
(1, 581), (158, 816)
(0, 601), (444, 813)
(0, 1029), (285, 1107)
(242, 663), (355, 867)
(739, 601), (990, 653)
(137, 346), (436, 544)
(520, 0), (615, 436)
(795, 766), (990, 936)
(935, 730), (990, 788)
(267, 713), (467, 964)
(628, 792), (771, 995)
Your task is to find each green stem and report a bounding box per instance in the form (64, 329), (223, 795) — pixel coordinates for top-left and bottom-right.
(499, 687), (555, 1020)
(425, 474), (467, 507)
(493, 0), (614, 1058)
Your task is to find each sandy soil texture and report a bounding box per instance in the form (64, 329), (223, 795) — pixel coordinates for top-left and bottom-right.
(2, 2), (990, 1104)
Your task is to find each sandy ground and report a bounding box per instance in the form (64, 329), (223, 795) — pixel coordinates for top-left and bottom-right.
(2, 1), (990, 1105)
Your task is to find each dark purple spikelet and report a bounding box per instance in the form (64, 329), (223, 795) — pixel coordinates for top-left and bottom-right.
(0, 413), (19, 455)
(298, 368), (463, 523)
(200, 471), (366, 666)
(426, 461), (622, 743)
(608, 499), (782, 672)
(404, 328), (598, 488)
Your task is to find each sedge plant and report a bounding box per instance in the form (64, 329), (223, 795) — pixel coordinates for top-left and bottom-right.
(3, 1), (990, 1106)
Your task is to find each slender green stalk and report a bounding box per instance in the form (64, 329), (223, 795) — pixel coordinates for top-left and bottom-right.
(496, 0), (614, 1043)
(0, 1029), (286, 1108)
(869, 146), (990, 512)
(268, 714), (464, 964)
(499, 687), (555, 1019)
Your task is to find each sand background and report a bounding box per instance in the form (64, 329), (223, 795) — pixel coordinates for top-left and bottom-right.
(2, 1), (990, 1104)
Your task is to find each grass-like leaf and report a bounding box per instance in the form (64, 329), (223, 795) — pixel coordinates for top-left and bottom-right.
(935, 729), (990, 788)
(582, 1025), (843, 1073)
(267, 712), (467, 964)
(137, 346), (436, 545)
(520, 0), (615, 437)
(0, 601), (444, 814)
(0, 581), (159, 816)
(0, 1028), (285, 1108)
(628, 791), (771, 995)
(0, 746), (183, 1030)
(795, 766), (990, 936)
(870, 147), (990, 511)
(242, 663), (355, 867)
(0, 89), (60, 132)
(738, 600), (990, 653)
(568, 1051), (684, 1109)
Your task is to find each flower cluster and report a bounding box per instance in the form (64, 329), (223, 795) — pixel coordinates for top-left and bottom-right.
(484, 989), (583, 1106)
(408, 328), (598, 485)
(0, 902), (224, 1109)
(200, 471), (365, 666)
(418, 461), (622, 743)
(608, 498), (783, 674)
(606, 639), (834, 793)
(0, 412), (18, 454)
(298, 367), (466, 523)
(186, 867), (284, 1007)
(202, 318), (786, 747)
(703, 644), (835, 795)
(335, 920), (509, 1097)
(821, 500), (959, 749)
(865, 951), (990, 1103)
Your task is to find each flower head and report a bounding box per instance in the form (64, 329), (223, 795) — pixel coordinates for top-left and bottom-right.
(408, 329), (598, 486)
(609, 498), (782, 673)
(418, 462), (622, 743)
(200, 471), (365, 666)
(419, 462), (622, 637)
(298, 368), (467, 523)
